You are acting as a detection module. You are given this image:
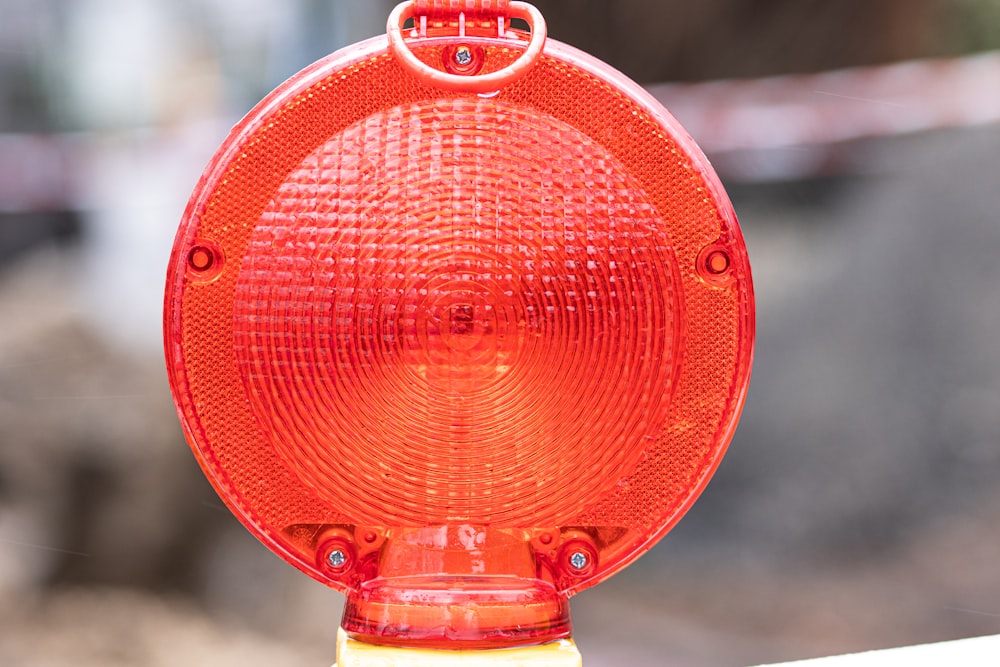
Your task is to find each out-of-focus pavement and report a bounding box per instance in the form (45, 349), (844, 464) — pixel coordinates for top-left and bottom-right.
(2, 124), (999, 666)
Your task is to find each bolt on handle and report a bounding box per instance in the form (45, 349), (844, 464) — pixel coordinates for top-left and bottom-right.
(386, 0), (547, 93)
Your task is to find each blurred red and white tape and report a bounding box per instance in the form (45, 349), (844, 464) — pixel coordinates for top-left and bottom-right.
(650, 50), (1000, 180)
(652, 51), (1000, 151)
(1, 49), (999, 213)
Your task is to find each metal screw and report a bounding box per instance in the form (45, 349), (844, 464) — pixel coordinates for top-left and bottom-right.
(454, 46), (474, 66)
(569, 551), (589, 571)
(327, 549), (347, 569)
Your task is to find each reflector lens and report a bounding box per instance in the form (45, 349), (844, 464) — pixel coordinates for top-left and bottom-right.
(234, 97), (677, 529)
(165, 23), (754, 649)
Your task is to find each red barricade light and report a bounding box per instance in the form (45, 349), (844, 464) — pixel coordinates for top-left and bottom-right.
(165, 0), (754, 651)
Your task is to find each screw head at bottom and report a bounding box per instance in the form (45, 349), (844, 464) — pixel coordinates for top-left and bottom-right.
(328, 549), (348, 569)
(569, 552), (589, 571)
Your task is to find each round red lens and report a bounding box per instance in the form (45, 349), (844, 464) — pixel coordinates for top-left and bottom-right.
(164, 20), (754, 650)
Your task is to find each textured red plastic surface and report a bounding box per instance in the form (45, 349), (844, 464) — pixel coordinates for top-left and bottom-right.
(165, 14), (753, 649)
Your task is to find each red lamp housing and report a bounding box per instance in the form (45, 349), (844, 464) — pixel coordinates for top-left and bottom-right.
(165, 0), (754, 650)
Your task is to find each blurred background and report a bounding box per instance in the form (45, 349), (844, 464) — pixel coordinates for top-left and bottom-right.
(1, 0), (999, 665)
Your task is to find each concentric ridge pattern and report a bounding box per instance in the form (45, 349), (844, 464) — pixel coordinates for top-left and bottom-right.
(233, 98), (679, 527)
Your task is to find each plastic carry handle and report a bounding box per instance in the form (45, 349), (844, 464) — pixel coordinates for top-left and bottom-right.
(387, 0), (547, 94)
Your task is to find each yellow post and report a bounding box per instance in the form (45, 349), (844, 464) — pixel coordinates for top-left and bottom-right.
(334, 628), (583, 666)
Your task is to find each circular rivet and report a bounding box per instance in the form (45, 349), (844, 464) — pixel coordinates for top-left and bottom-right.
(706, 249), (731, 275)
(189, 247), (214, 272)
(697, 243), (736, 286)
(185, 240), (225, 282)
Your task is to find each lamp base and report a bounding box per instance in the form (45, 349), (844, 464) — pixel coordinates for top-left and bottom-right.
(334, 627), (583, 666)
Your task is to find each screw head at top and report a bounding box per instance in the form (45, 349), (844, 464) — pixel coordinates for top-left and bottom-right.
(454, 46), (474, 66)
